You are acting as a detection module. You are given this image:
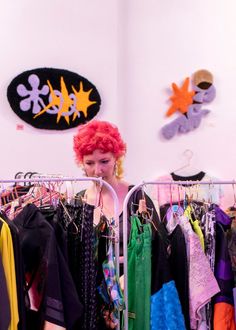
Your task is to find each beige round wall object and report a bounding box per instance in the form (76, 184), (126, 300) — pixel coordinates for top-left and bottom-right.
(192, 69), (213, 86)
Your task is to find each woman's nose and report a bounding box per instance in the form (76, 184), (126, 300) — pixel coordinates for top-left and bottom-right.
(94, 164), (102, 176)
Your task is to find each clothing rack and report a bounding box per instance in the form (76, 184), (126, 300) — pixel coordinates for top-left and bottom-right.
(0, 176), (120, 277)
(122, 179), (236, 330)
(0, 176), (123, 329)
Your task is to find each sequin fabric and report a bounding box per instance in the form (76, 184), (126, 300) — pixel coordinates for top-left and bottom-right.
(57, 200), (97, 330)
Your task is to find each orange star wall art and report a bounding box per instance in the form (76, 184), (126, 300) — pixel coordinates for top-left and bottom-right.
(161, 69), (215, 139)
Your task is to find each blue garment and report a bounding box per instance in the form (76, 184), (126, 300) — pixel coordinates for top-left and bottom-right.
(151, 280), (186, 330)
(151, 225), (186, 330)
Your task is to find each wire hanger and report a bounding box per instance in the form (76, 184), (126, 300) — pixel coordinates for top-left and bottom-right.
(59, 199), (79, 234)
(131, 186), (153, 219)
(173, 149), (193, 173)
(207, 179), (214, 204)
(230, 183), (236, 210)
(131, 185), (158, 230)
(138, 186), (148, 214)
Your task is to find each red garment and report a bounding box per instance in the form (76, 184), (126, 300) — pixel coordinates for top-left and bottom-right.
(214, 302), (236, 330)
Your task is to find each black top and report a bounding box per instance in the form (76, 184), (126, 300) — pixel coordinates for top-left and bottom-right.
(13, 204), (83, 330)
(171, 171), (206, 186)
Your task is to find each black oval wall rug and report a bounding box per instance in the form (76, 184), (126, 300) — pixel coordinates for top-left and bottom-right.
(7, 68), (101, 130)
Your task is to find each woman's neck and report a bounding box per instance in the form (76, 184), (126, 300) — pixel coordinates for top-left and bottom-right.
(93, 176), (120, 193)
(85, 178), (129, 217)
(92, 177), (130, 201)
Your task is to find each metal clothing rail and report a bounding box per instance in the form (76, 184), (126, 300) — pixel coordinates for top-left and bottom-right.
(0, 176), (120, 277)
(122, 179), (236, 330)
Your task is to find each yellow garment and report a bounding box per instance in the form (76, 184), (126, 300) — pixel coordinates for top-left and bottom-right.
(184, 206), (205, 250)
(0, 218), (19, 330)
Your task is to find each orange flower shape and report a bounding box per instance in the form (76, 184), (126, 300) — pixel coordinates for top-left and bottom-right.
(166, 77), (195, 117)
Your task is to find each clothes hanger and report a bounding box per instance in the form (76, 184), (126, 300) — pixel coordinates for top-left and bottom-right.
(206, 179), (214, 204)
(59, 199), (79, 235)
(130, 186), (157, 230)
(131, 190), (154, 221)
(93, 184), (105, 226)
(226, 183), (236, 217)
(23, 171), (34, 186)
(168, 184), (184, 218)
(172, 149), (193, 174)
(99, 217), (119, 243)
(230, 183), (236, 210)
(14, 171), (24, 180)
(163, 183), (185, 233)
(224, 183), (236, 225)
(172, 149), (202, 177)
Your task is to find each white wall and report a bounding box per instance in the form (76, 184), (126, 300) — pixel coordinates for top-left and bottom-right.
(118, 0), (236, 207)
(1, 0), (236, 206)
(0, 0), (119, 178)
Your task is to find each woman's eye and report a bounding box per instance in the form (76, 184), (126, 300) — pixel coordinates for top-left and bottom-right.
(85, 162), (93, 166)
(101, 160), (109, 164)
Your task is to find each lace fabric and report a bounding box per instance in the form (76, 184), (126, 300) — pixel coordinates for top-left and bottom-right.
(179, 215), (220, 329)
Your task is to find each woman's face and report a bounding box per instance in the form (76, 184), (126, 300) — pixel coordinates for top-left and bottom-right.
(82, 149), (116, 181)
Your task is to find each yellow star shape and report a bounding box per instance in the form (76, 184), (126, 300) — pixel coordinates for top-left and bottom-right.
(72, 81), (96, 120)
(34, 77), (73, 125)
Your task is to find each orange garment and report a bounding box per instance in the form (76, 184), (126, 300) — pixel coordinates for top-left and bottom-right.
(44, 321), (66, 330)
(214, 302), (236, 330)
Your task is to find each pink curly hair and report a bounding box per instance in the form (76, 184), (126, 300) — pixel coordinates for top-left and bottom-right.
(73, 120), (127, 164)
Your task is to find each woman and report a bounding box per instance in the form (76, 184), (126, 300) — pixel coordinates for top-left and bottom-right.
(73, 120), (129, 221)
(73, 120), (164, 329)
(73, 120), (161, 249)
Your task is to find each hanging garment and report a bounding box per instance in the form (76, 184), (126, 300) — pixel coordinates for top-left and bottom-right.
(213, 302), (236, 330)
(168, 224), (190, 330)
(184, 205), (205, 250)
(150, 172), (223, 212)
(40, 205), (69, 263)
(77, 185), (161, 261)
(228, 227), (236, 286)
(200, 210), (217, 330)
(97, 238), (125, 328)
(0, 250), (10, 330)
(128, 215), (152, 330)
(151, 220), (186, 330)
(212, 205), (236, 329)
(179, 214), (220, 329)
(228, 227), (236, 322)
(1, 211), (27, 330)
(0, 217), (19, 330)
(13, 203), (83, 330)
(201, 211), (216, 272)
(58, 200), (98, 330)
